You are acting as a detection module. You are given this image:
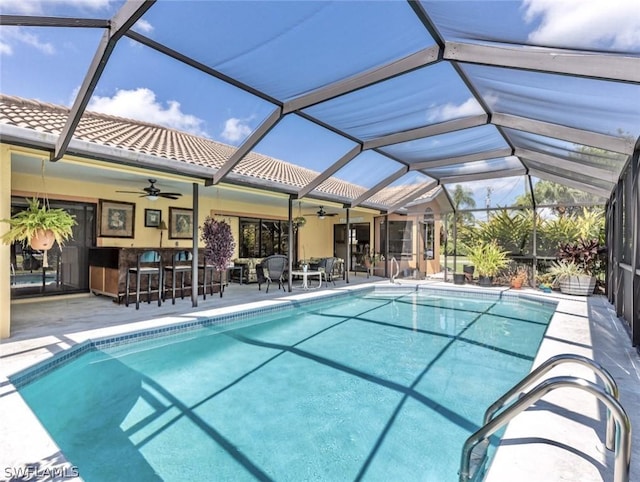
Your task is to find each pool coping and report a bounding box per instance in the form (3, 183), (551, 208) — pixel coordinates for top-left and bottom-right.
(1, 282), (637, 481)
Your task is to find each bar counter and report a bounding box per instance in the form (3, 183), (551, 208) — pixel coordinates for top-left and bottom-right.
(89, 247), (221, 301)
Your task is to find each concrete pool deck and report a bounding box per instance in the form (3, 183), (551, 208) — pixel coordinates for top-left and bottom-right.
(1, 279), (638, 481)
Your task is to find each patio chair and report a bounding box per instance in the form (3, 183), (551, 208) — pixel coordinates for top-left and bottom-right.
(256, 255), (288, 293)
(317, 257), (336, 286)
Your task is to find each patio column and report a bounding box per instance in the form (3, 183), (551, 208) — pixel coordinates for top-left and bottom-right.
(287, 197), (293, 292)
(452, 211), (458, 275)
(191, 183), (198, 307)
(532, 208), (537, 287)
(345, 208), (350, 283)
(1, 145), (12, 338)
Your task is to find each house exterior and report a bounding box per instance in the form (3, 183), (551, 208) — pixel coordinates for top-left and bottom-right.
(0, 95), (443, 338)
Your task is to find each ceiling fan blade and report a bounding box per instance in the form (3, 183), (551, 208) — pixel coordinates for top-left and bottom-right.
(116, 190), (145, 194)
(159, 194), (181, 200)
(159, 192), (182, 197)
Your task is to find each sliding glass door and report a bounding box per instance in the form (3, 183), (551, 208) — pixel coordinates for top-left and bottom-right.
(9, 197), (95, 298)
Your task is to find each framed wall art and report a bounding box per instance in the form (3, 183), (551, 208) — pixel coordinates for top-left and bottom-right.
(99, 200), (135, 238)
(144, 209), (162, 228)
(169, 207), (193, 239)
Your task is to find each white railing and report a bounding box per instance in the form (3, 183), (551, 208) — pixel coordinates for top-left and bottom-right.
(390, 257), (400, 283)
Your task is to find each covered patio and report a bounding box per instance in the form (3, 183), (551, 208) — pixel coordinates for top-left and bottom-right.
(1, 1), (639, 481)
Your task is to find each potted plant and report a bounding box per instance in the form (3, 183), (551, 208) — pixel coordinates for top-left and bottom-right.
(511, 266), (528, 289)
(462, 264), (475, 283)
(466, 241), (509, 286)
(548, 259), (595, 296)
(549, 238), (603, 296)
(200, 217), (236, 272)
(293, 216), (306, 229)
(363, 251), (384, 277)
(1, 197), (76, 266)
(364, 251), (383, 267)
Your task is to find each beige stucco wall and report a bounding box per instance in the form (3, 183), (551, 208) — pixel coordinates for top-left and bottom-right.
(9, 162), (369, 262)
(12, 171), (211, 249)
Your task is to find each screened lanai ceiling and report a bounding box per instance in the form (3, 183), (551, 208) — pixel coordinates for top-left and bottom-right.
(1, 1), (639, 215)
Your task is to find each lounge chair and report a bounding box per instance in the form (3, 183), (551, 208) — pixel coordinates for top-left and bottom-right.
(256, 255), (288, 293)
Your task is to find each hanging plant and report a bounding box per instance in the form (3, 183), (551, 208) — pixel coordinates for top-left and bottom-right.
(200, 217), (236, 271)
(1, 197), (76, 249)
(1, 197), (77, 268)
(293, 216), (307, 228)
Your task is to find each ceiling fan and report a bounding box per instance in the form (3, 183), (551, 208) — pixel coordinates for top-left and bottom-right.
(305, 206), (338, 219)
(116, 179), (182, 201)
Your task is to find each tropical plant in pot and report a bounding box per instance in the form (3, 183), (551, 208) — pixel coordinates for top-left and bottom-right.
(511, 266), (528, 289)
(548, 238), (603, 296)
(466, 240), (509, 286)
(1, 197), (76, 267)
(364, 251), (383, 268)
(547, 259), (593, 295)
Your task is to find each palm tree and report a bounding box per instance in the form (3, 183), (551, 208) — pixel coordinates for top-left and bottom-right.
(451, 184), (476, 210)
(444, 185), (477, 256)
(450, 184), (476, 227)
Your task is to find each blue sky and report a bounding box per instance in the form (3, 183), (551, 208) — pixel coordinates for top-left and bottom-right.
(1, 0), (638, 206)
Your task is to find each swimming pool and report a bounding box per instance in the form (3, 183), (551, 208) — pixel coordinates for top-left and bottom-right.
(16, 288), (555, 481)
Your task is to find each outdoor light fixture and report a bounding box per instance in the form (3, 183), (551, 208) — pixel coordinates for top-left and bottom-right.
(158, 220), (168, 247)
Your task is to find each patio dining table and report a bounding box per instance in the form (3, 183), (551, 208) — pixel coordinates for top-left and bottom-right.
(290, 270), (325, 290)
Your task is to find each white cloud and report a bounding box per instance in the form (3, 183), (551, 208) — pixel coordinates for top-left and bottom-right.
(221, 117), (253, 143)
(0, 27), (55, 55)
(133, 19), (153, 34)
(0, 0), (111, 15)
(0, 0), (45, 15)
(523, 0), (640, 50)
(480, 93), (500, 111)
(426, 97), (484, 123)
(0, 0), (112, 55)
(88, 88), (209, 137)
(0, 42), (12, 55)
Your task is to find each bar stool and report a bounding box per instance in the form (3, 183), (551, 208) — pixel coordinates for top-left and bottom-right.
(164, 250), (193, 304)
(199, 264), (224, 299)
(125, 250), (162, 310)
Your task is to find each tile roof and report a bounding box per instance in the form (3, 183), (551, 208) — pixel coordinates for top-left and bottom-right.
(0, 94), (438, 209)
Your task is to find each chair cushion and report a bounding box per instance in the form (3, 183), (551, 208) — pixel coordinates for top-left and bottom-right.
(233, 258), (264, 283)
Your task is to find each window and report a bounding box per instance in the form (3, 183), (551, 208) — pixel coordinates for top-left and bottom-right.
(423, 209), (435, 260)
(383, 220), (413, 259)
(239, 217), (289, 258)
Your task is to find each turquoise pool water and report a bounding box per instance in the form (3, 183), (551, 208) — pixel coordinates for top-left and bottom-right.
(19, 290), (554, 481)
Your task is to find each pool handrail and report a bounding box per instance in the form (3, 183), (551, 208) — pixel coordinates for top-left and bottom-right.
(390, 256), (400, 283)
(483, 353), (619, 451)
(459, 376), (631, 482)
